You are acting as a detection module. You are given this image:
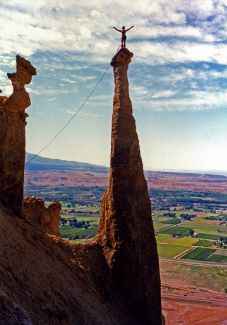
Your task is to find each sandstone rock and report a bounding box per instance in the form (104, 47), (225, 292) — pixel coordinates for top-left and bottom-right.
(0, 205), (141, 325)
(0, 56), (36, 217)
(24, 197), (61, 236)
(98, 48), (162, 324)
(47, 202), (62, 236)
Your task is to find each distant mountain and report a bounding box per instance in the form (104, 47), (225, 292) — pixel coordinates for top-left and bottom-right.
(25, 153), (108, 173)
(26, 153), (227, 178)
(25, 153), (227, 191)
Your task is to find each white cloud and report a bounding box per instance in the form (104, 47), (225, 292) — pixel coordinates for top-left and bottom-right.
(0, 0), (225, 65)
(139, 89), (227, 111)
(131, 41), (227, 65)
(1, 0), (227, 113)
(132, 25), (214, 42)
(151, 90), (176, 99)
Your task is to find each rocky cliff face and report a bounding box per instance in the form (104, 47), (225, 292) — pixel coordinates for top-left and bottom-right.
(98, 48), (162, 324)
(0, 205), (138, 325)
(0, 56), (36, 217)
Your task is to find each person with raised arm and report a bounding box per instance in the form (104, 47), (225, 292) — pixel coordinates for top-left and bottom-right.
(113, 25), (135, 48)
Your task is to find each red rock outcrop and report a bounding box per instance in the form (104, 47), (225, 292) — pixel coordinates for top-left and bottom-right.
(0, 205), (136, 325)
(24, 197), (61, 236)
(0, 51), (162, 325)
(0, 55), (36, 217)
(98, 48), (162, 324)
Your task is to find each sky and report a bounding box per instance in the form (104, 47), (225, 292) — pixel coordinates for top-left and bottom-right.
(1, 1), (227, 171)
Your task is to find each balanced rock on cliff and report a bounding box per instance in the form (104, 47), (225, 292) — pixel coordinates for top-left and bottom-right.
(98, 48), (162, 324)
(0, 55), (36, 217)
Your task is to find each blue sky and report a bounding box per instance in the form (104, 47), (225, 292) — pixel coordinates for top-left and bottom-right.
(1, 0), (227, 171)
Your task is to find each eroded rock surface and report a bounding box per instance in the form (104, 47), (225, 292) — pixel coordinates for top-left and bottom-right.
(24, 197), (61, 236)
(98, 48), (162, 324)
(0, 205), (141, 325)
(0, 55), (36, 217)
(0, 51), (162, 325)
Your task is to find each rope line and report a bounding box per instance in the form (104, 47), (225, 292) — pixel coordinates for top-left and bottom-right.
(27, 64), (110, 165)
(2, 63), (110, 194)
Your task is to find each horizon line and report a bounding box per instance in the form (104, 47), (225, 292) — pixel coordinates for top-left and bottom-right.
(26, 152), (227, 176)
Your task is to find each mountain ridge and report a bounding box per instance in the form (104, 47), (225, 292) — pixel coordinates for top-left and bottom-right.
(26, 153), (227, 179)
(26, 153), (108, 173)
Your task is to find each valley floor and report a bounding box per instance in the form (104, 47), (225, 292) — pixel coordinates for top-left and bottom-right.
(24, 180), (227, 323)
(161, 260), (227, 324)
(162, 281), (227, 324)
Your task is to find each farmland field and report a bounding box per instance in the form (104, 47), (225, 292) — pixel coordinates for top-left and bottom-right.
(157, 244), (189, 258)
(25, 184), (227, 264)
(161, 259), (227, 293)
(181, 219), (227, 236)
(157, 234), (198, 247)
(159, 226), (193, 236)
(182, 247), (215, 261)
(61, 224), (98, 240)
(208, 255), (227, 262)
(196, 239), (214, 247)
(197, 233), (227, 241)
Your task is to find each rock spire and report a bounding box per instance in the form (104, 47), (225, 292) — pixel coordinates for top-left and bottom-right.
(0, 55), (36, 217)
(98, 48), (162, 324)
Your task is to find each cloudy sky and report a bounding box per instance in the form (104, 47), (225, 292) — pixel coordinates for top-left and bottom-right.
(1, 0), (227, 171)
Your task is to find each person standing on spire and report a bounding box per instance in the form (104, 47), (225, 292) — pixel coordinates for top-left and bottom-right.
(113, 25), (135, 48)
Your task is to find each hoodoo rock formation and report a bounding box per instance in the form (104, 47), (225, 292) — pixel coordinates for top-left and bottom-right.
(98, 48), (162, 324)
(24, 197), (61, 236)
(0, 55), (36, 217)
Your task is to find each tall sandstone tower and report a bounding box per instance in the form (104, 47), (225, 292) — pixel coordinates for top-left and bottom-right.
(98, 48), (162, 324)
(0, 55), (36, 217)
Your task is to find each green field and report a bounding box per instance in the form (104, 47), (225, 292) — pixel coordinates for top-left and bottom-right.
(208, 255), (227, 263)
(182, 247), (215, 261)
(157, 234), (197, 258)
(153, 222), (170, 232)
(152, 215), (171, 231)
(157, 244), (189, 258)
(198, 233), (227, 240)
(157, 234), (198, 247)
(130, 197), (227, 265)
(196, 239), (214, 247)
(182, 222), (227, 236)
(60, 224), (98, 240)
(159, 222), (227, 238)
(159, 226), (193, 236)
